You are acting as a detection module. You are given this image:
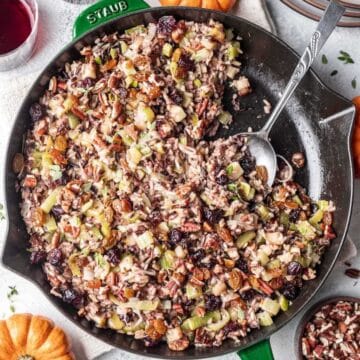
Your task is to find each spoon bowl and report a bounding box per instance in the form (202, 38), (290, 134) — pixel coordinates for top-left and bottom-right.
(242, 0), (345, 186)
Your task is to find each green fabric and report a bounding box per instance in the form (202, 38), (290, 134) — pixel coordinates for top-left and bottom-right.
(73, 0), (150, 38)
(238, 339), (274, 360)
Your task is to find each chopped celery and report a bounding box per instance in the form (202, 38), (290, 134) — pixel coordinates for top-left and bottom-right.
(238, 182), (255, 201)
(49, 165), (62, 181)
(44, 216), (57, 233)
(218, 111), (232, 125)
(110, 48), (118, 60)
(160, 250), (176, 270)
(99, 214), (111, 239)
(125, 25), (145, 35)
(279, 295), (289, 311)
(193, 48), (211, 62)
(236, 231), (256, 248)
(81, 200), (94, 214)
(40, 187), (62, 213)
(256, 204), (272, 221)
(121, 60), (136, 76)
(226, 162), (243, 181)
(317, 200), (329, 211)
(229, 307), (245, 322)
(94, 252), (110, 279)
(205, 309), (230, 332)
(257, 311), (273, 327)
(266, 259), (281, 270)
(127, 147), (143, 166)
(193, 79), (202, 88)
(227, 183), (238, 193)
(292, 195), (303, 206)
(257, 250), (269, 266)
(227, 43), (240, 60)
(41, 152), (53, 169)
(110, 295), (160, 311)
(94, 56), (102, 65)
(162, 43), (173, 57)
(181, 311), (220, 331)
(309, 209), (323, 226)
(120, 41), (128, 54)
(169, 105), (187, 123)
(297, 221), (316, 240)
(260, 298), (280, 316)
(108, 313), (125, 330)
(68, 253), (81, 277)
(279, 212), (289, 226)
(118, 130), (133, 146)
(136, 231), (155, 250)
(185, 283), (202, 300)
(68, 113), (80, 129)
(135, 106), (155, 130)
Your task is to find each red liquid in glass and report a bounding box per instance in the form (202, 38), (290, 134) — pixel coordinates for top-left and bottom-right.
(0, 0), (32, 54)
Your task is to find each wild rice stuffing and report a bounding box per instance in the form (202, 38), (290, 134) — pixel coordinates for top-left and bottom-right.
(17, 17), (336, 351)
(301, 300), (360, 359)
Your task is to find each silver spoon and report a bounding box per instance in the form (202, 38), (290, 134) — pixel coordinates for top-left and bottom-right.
(245, 0), (346, 186)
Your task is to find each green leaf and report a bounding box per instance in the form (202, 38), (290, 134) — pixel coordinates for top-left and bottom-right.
(9, 305), (15, 313)
(352, 78), (357, 89)
(338, 51), (354, 64)
(330, 70), (338, 76)
(321, 54), (328, 64)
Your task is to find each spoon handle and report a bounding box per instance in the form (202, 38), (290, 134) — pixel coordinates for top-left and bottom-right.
(261, 0), (345, 135)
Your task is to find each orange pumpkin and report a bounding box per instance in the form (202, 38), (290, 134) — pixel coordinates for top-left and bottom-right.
(159, 0), (236, 12)
(0, 314), (75, 360)
(352, 96), (360, 178)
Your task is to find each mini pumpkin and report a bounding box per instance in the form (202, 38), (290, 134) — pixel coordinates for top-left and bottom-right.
(159, 0), (236, 12)
(0, 314), (74, 360)
(353, 96), (360, 177)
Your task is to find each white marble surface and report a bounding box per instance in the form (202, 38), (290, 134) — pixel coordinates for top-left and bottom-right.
(0, 1), (359, 360)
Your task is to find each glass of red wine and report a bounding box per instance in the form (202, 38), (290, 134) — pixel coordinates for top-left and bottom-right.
(0, 0), (39, 72)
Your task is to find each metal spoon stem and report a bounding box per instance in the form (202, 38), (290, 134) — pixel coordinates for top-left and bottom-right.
(261, 0), (345, 136)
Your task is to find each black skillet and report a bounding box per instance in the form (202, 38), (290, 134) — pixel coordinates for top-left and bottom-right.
(1, 0), (355, 359)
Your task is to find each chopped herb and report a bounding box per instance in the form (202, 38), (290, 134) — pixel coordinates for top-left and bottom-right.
(9, 305), (15, 313)
(338, 50), (354, 64)
(7, 286), (18, 300)
(321, 54), (328, 64)
(352, 78), (357, 89)
(330, 70), (338, 76)
(226, 164), (234, 175)
(0, 203), (4, 220)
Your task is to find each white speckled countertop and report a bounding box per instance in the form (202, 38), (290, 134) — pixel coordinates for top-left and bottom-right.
(0, 1), (359, 359)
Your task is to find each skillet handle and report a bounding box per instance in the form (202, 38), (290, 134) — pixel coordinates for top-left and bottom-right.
(73, 0), (150, 38)
(238, 339), (274, 360)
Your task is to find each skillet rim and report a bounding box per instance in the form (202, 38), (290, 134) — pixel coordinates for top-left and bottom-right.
(1, 6), (355, 359)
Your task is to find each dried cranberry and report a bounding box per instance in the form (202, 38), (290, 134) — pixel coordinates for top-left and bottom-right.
(204, 295), (221, 311)
(280, 283), (299, 301)
(81, 78), (95, 88)
(47, 248), (63, 266)
(51, 205), (65, 221)
(62, 288), (84, 308)
(287, 261), (303, 275)
(149, 210), (162, 226)
(240, 289), (258, 301)
(223, 321), (240, 336)
(106, 247), (121, 265)
(169, 89), (183, 105)
(169, 228), (183, 244)
(178, 52), (194, 72)
(30, 250), (47, 264)
(216, 174), (228, 185)
(236, 257), (249, 274)
(203, 207), (224, 224)
(190, 249), (206, 262)
(289, 208), (301, 222)
(29, 103), (44, 122)
(240, 156), (255, 175)
(157, 16), (177, 35)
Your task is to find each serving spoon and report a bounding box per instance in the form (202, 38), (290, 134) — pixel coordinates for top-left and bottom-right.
(245, 0), (346, 186)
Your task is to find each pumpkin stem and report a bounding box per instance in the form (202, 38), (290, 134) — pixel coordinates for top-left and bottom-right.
(18, 356), (35, 360)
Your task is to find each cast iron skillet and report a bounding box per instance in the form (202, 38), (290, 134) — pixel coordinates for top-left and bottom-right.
(1, 1), (355, 359)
